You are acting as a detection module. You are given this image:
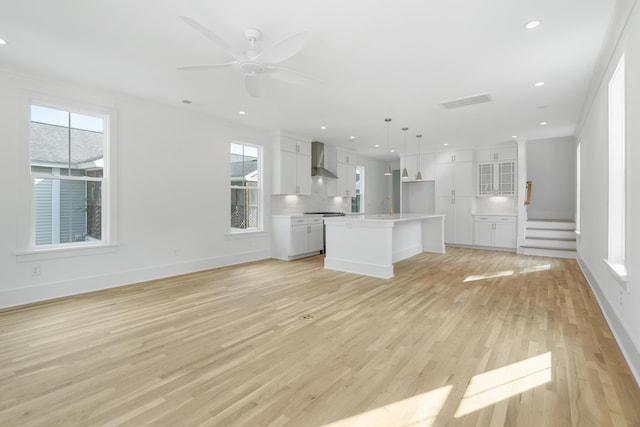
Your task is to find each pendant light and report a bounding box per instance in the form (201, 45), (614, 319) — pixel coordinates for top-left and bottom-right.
(415, 134), (423, 181)
(401, 127), (409, 178)
(384, 118), (392, 176)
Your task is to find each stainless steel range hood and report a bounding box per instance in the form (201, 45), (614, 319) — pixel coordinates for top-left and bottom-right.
(311, 141), (339, 179)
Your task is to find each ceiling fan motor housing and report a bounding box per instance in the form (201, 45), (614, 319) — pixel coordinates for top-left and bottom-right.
(240, 61), (265, 76)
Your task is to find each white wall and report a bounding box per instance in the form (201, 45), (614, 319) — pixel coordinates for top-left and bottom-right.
(576, 0), (640, 384)
(526, 136), (576, 220)
(402, 182), (435, 214)
(1, 69), (274, 308)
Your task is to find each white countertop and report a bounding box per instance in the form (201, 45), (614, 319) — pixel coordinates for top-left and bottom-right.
(324, 213), (444, 223)
(472, 212), (517, 217)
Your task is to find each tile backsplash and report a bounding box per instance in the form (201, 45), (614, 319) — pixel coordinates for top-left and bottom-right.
(474, 196), (517, 214)
(271, 177), (351, 214)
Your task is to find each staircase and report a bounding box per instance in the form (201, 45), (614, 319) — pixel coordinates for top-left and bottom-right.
(520, 219), (577, 259)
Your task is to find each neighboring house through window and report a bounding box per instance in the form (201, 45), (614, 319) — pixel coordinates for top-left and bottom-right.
(30, 104), (108, 247)
(230, 142), (261, 231)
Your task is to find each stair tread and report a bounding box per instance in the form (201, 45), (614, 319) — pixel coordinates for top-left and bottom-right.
(520, 245), (577, 251)
(525, 236), (576, 241)
(527, 218), (576, 222)
(526, 227), (576, 231)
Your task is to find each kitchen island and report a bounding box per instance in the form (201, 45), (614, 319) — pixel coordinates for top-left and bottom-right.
(323, 213), (445, 279)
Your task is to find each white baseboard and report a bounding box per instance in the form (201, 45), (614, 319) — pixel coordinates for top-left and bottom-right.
(0, 249), (270, 310)
(577, 257), (640, 387)
(324, 257), (393, 279)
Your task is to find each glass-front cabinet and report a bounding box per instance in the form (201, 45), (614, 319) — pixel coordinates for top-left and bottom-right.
(477, 160), (515, 196)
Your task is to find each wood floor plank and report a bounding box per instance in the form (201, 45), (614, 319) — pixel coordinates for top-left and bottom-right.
(0, 248), (638, 426)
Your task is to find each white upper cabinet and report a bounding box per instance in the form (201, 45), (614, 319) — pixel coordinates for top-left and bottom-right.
(476, 146), (517, 162)
(476, 146), (517, 197)
(273, 132), (312, 195)
(336, 149), (357, 165)
(436, 150), (473, 198)
(437, 150), (473, 164)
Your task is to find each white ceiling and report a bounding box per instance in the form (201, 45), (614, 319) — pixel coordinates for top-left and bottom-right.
(0, 0), (618, 158)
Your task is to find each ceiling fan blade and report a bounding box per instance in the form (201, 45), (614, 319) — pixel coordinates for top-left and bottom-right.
(245, 75), (261, 98)
(180, 16), (237, 59)
(257, 32), (309, 64)
(177, 61), (237, 71)
(266, 66), (322, 85)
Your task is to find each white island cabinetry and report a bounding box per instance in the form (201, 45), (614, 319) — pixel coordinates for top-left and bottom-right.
(272, 215), (323, 260)
(324, 214), (445, 279)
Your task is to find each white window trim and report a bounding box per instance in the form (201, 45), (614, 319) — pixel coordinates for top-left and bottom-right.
(229, 141), (263, 234)
(604, 54), (628, 288)
(17, 95), (118, 259)
(575, 141), (581, 236)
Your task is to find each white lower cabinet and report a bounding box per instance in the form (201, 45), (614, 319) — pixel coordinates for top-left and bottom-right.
(473, 215), (516, 249)
(272, 215), (323, 260)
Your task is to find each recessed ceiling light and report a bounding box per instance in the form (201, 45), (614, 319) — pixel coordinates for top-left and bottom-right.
(0, 38), (7, 45)
(349, 136), (355, 140)
(181, 99), (192, 104)
(540, 121), (548, 125)
(524, 20), (541, 30)
(512, 135), (518, 139)
(321, 126), (327, 130)
(238, 111), (246, 115)
(374, 144), (380, 148)
(390, 149), (395, 153)
(535, 81), (545, 87)
(443, 143), (449, 146)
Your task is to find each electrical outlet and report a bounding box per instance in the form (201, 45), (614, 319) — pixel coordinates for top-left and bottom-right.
(620, 290), (624, 307)
(32, 265), (41, 277)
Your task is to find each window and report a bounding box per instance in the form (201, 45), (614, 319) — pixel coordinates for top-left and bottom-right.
(606, 55), (628, 282)
(30, 104), (108, 247)
(576, 141), (581, 234)
(230, 142), (262, 231)
(351, 166), (364, 213)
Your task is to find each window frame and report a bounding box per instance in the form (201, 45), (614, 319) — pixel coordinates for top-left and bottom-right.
(604, 54), (630, 286)
(16, 96), (118, 260)
(229, 141), (263, 234)
(352, 165), (365, 213)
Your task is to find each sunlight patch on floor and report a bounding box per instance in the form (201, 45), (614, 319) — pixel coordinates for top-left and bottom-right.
(463, 263), (551, 282)
(463, 270), (514, 282)
(454, 352), (552, 418)
(322, 384), (453, 427)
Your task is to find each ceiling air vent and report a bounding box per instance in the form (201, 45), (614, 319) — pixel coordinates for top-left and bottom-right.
(439, 93), (493, 109)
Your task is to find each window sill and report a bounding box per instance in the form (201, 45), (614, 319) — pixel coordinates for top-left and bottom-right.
(15, 242), (120, 262)
(603, 258), (630, 291)
(225, 230), (266, 239)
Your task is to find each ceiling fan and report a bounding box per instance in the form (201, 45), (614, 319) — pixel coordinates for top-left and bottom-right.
(177, 16), (319, 97)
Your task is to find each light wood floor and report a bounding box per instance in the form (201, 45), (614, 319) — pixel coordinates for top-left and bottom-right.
(1, 248), (638, 426)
